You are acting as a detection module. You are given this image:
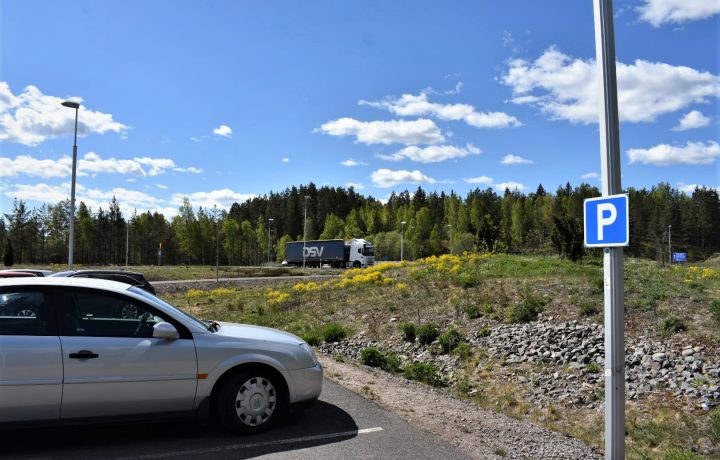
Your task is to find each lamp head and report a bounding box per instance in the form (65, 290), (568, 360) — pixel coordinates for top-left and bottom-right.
(61, 101), (80, 109)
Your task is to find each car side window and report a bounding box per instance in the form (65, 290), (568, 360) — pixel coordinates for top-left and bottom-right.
(0, 288), (54, 336)
(57, 288), (173, 339)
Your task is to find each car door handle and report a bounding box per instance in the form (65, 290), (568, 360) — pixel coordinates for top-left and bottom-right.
(69, 350), (99, 359)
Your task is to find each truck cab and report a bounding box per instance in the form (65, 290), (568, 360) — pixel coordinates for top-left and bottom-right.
(346, 238), (374, 268)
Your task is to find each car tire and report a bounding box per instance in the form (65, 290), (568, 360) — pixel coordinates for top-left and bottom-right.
(215, 368), (286, 434)
(353, 261), (361, 268)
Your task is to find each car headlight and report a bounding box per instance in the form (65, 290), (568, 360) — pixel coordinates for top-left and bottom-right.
(299, 342), (318, 366)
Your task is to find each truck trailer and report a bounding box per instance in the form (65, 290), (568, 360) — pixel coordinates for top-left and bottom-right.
(284, 238), (375, 268)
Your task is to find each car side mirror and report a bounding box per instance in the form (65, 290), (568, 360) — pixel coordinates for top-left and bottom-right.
(153, 322), (179, 339)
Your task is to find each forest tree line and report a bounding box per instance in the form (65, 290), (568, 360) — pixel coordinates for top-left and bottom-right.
(1, 182), (718, 267)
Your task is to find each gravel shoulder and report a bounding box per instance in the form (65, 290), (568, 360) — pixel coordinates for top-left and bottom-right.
(318, 353), (603, 460)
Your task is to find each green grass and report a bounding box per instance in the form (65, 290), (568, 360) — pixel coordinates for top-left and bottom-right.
(153, 253), (720, 459)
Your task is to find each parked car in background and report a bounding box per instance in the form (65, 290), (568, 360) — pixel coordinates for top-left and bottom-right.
(0, 272), (38, 278)
(0, 277), (322, 434)
(50, 270), (156, 295)
(0, 269), (51, 277)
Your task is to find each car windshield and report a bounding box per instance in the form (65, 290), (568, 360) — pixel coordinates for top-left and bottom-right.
(129, 286), (210, 331)
(364, 245), (374, 256)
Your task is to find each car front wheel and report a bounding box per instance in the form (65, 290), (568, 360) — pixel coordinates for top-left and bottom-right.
(215, 368), (286, 434)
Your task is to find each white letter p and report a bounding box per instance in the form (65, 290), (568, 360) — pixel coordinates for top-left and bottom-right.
(597, 203), (617, 241)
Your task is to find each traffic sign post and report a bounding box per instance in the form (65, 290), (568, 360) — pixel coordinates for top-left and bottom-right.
(592, 0), (626, 458)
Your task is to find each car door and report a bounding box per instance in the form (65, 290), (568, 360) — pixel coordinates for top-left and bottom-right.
(55, 286), (198, 419)
(0, 286), (62, 422)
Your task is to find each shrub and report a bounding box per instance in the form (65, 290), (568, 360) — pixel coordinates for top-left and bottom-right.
(400, 322), (416, 342)
(708, 408), (720, 443)
(359, 347), (402, 373)
(417, 323), (440, 345)
(380, 351), (402, 373)
(478, 327), (491, 337)
(360, 347), (385, 367)
(508, 297), (545, 323)
(322, 322), (347, 342)
(662, 448), (704, 460)
(404, 362), (443, 387)
(590, 277), (604, 294)
(438, 328), (464, 353)
(711, 299), (720, 322)
(585, 363), (600, 374)
(334, 354), (345, 363)
(453, 342), (473, 360)
(302, 331), (321, 346)
(464, 304), (482, 319)
(579, 300), (599, 316)
(456, 378), (472, 394)
(454, 272), (481, 289)
(662, 315), (686, 334)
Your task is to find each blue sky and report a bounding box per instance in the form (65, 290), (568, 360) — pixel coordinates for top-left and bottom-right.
(1, 0), (718, 216)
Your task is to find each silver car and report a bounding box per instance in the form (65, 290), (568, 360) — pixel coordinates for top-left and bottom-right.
(0, 277), (323, 434)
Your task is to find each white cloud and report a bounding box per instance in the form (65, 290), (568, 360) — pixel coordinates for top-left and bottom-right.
(378, 143), (481, 163)
(0, 152), (193, 178)
(494, 181), (526, 192)
(581, 172), (600, 180)
(464, 176), (494, 185)
(463, 176), (525, 191)
(170, 189), (256, 209)
(501, 154), (534, 165)
(677, 182), (720, 194)
(317, 118), (444, 145)
(672, 110), (712, 131)
(0, 155), (71, 178)
(212, 124), (232, 137)
(501, 47), (720, 124)
(340, 158), (367, 167)
(190, 136), (200, 142)
(627, 140), (720, 165)
(3, 182), (164, 216)
(0, 82), (127, 146)
(360, 92), (521, 129)
(173, 166), (203, 174)
(346, 182), (365, 190)
(638, 0), (720, 26)
(370, 168), (437, 187)
(156, 184), (168, 189)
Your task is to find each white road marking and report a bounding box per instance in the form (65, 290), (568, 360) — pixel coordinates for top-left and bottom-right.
(115, 427), (383, 459)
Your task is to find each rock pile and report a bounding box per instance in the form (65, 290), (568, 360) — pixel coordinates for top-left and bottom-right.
(471, 319), (720, 410)
(319, 318), (719, 411)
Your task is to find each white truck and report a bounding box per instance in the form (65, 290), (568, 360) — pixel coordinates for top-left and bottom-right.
(284, 238), (375, 268)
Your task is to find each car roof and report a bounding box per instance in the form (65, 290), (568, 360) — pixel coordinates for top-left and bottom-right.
(0, 276), (134, 292)
(73, 269), (144, 275)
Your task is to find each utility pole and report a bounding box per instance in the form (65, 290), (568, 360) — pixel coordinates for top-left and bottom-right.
(593, 0), (625, 458)
(61, 100), (80, 270)
(125, 221), (129, 268)
(215, 206), (220, 282)
(303, 196), (310, 269)
(267, 218), (274, 264)
(400, 221), (406, 261)
(668, 224), (672, 265)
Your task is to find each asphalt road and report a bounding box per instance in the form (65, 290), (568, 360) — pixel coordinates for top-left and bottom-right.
(0, 379), (471, 460)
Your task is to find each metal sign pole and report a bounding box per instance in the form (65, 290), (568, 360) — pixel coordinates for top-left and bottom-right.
(593, 0), (625, 458)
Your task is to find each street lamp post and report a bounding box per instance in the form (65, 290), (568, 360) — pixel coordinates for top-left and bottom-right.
(125, 221), (129, 268)
(400, 221), (406, 261)
(447, 224), (453, 254)
(668, 225), (672, 265)
(215, 206), (219, 282)
(61, 100), (80, 270)
(303, 196), (310, 269)
(267, 218), (274, 264)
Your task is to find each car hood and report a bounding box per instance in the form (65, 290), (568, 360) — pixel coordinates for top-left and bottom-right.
(213, 322), (303, 346)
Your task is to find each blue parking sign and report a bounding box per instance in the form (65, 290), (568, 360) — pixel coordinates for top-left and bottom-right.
(583, 194), (629, 247)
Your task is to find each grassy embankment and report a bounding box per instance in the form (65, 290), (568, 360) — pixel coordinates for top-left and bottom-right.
(14, 263), (326, 281)
(157, 254), (719, 459)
